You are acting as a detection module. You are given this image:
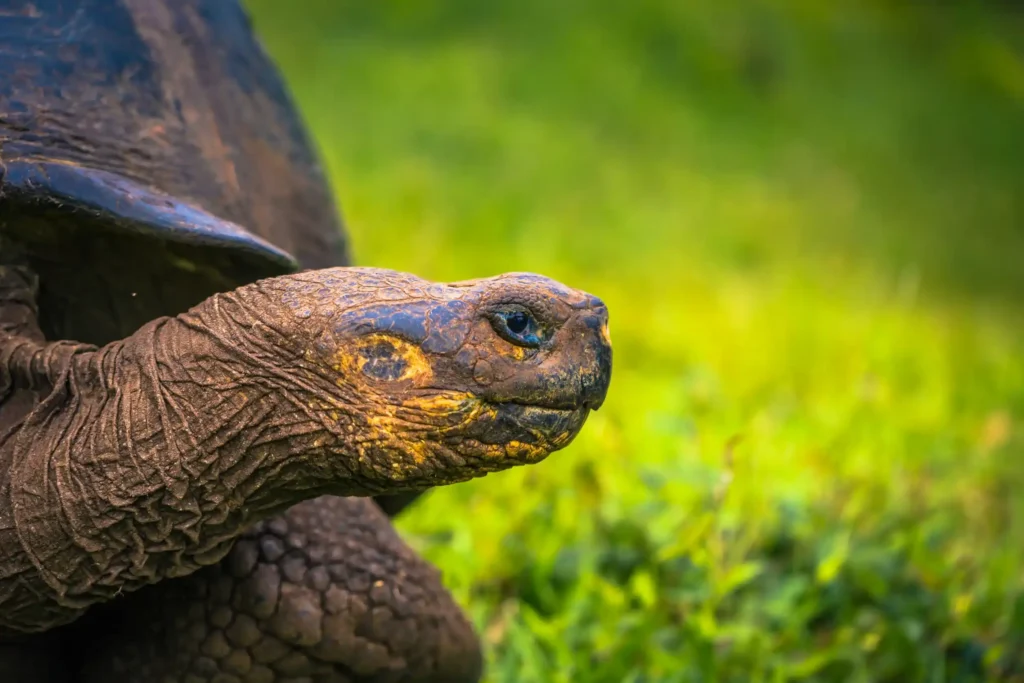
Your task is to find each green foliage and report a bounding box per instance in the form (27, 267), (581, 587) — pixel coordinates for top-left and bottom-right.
(245, 0), (1024, 679)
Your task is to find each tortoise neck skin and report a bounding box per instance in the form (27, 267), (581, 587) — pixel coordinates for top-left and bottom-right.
(0, 264), (611, 636)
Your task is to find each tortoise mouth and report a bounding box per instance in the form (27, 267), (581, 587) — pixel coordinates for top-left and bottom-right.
(469, 400), (591, 460)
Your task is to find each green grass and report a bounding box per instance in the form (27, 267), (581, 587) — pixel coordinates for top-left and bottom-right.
(245, 1), (1024, 680)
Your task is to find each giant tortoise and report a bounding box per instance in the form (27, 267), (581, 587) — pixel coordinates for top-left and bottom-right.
(0, 1), (613, 681)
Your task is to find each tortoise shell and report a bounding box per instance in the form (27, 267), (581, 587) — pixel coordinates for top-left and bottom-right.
(0, 0), (348, 346)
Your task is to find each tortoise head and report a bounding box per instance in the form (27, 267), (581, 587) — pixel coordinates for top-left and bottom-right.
(223, 267), (612, 492)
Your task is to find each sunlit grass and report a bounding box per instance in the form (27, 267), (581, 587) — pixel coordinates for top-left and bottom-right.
(248, 0), (1024, 679)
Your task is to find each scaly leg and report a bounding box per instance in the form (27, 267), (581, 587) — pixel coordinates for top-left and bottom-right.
(74, 496), (483, 683)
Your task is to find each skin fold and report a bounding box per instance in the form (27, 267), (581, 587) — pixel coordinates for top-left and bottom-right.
(0, 262), (612, 682)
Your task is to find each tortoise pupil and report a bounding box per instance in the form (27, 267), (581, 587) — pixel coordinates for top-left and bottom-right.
(506, 311), (530, 334)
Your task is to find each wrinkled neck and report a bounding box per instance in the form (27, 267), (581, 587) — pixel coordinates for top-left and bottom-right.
(78, 313), (356, 530)
(0, 308), (367, 634)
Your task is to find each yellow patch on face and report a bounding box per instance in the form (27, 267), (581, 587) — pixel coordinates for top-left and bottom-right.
(480, 438), (553, 463)
(358, 391), (479, 468)
(401, 392), (474, 415)
(334, 333), (434, 385)
(507, 343), (531, 362)
(401, 438), (434, 466)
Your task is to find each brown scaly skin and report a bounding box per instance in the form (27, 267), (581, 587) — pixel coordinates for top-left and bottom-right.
(0, 262), (611, 681)
(74, 496), (485, 683)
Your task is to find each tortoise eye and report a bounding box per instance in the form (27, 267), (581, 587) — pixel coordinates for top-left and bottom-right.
(491, 308), (543, 348)
(505, 311), (530, 334)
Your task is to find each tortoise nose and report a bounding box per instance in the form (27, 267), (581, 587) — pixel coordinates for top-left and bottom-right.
(579, 304), (612, 411)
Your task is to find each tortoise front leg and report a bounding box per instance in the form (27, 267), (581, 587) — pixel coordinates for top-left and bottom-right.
(74, 496), (484, 683)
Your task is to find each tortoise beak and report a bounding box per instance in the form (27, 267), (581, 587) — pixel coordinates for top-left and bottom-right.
(578, 301), (612, 411)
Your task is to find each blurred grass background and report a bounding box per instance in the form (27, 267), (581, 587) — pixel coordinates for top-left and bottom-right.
(245, 0), (1024, 680)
